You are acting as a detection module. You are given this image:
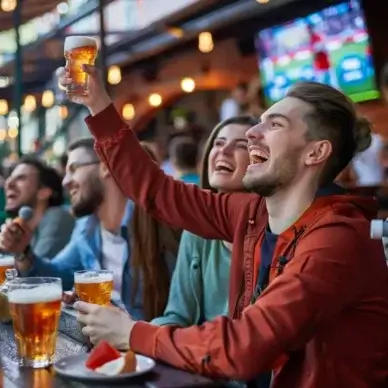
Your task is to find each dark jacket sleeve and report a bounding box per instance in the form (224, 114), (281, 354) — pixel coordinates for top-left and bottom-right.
(86, 104), (250, 242)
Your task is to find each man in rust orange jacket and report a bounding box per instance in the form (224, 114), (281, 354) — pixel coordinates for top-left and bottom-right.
(10, 67), (388, 387)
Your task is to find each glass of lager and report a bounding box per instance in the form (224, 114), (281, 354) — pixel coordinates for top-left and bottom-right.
(64, 36), (98, 97)
(0, 255), (14, 284)
(74, 270), (113, 306)
(7, 277), (62, 368)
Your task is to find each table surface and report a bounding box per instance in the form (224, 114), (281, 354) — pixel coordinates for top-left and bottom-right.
(0, 309), (221, 388)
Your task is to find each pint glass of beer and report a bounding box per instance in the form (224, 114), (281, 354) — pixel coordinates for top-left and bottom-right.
(0, 255), (14, 284)
(74, 270), (113, 306)
(64, 36), (97, 97)
(7, 277), (62, 368)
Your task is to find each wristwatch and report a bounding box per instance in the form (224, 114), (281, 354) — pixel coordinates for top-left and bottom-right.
(15, 245), (32, 263)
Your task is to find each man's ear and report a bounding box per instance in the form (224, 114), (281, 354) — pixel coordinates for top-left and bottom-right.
(99, 163), (111, 179)
(304, 140), (333, 166)
(37, 187), (52, 202)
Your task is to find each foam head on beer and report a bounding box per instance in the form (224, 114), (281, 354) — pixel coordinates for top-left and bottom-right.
(0, 255), (14, 267)
(7, 282), (62, 304)
(64, 36), (97, 53)
(74, 271), (113, 284)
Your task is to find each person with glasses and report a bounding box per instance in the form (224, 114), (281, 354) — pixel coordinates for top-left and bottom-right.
(0, 138), (180, 320)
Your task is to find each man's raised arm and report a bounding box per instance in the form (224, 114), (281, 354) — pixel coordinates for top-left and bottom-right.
(57, 64), (250, 242)
(86, 103), (247, 241)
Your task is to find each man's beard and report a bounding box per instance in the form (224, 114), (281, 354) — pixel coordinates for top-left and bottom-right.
(72, 178), (104, 218)
(243, 150), (300, 197)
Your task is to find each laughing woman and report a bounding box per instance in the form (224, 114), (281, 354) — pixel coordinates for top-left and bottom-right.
(151, 116), (257, 327)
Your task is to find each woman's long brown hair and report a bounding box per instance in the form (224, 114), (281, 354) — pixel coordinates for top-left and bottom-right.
(130, 143), (181, 321)
(200, 116), (259, 191)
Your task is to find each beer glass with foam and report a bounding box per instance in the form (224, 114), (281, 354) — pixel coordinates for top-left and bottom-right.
(0, 255), (14, 284)
(64, 36), (97, 97)
(7, 277), (62, 368)
(74, 270), (113, 306)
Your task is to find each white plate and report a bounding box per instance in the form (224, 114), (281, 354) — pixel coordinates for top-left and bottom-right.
(54, 353), (156, 382)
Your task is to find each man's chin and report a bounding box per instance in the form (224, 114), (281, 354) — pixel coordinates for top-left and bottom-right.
(5, 206), (20, 218)
(242, 174), (260, 192)
(71, 203), (98, 218)
(242, 176), (277, 197)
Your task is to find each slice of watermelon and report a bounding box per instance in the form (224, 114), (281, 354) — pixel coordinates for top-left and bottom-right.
(86, 341), (122, 370)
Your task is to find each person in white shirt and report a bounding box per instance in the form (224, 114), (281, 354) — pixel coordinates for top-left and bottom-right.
(352, 133), (385, 186)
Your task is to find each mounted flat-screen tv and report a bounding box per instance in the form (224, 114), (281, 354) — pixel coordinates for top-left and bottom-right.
(255, 0), (379, 106)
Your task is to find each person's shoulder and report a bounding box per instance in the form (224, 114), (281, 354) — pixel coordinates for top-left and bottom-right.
(180, 231), (231, 262)
(180, 230), (206, 247)
(291, 204), (386, 290)
(39, 207), (74, 231)
(180, 231), (221, 260)
(183, 230), (224, 247)
(44, 206), (73, 222)
(299, 199), (378, 255)
(307, 204), (368, 233)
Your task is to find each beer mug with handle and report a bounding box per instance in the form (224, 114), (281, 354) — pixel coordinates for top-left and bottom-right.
(5, 277), (63, 368)
(0, 267), (18, 323)
(64, 36), (98, 97)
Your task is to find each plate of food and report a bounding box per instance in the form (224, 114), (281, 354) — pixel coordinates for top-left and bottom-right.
(53, 341), (155, 382)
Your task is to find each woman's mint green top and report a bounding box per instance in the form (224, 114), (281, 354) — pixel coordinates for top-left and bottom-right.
(152, 230), (231, 326)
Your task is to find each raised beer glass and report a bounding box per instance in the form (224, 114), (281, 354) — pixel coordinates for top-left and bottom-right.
(64, 36), (97, 97)
(0, 255), (14, 284)
(7, 277), (62, 368)
(74, 270), (113, 306)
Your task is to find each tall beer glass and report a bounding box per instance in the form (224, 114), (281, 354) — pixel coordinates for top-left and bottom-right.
(74, 270), (113, 306)
(0, 255), (14, 284)
(7, 277), (62, 368)
(64, 36), (97, 97)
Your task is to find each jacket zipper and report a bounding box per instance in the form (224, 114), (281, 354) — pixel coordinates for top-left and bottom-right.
(233, 279), (245, 318)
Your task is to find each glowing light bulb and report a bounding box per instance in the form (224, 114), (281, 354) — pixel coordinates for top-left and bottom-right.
(1, 0), (17, 12)
(198, 32), (214, 53)
(122, 103), (135, 120)
(23, 95), (37, 112)
(181, 77), (196, 93)
(0, 99), (8, 115)
(8, 127), (19, 139)
(42, 90), (55, 108)
(148, 93), (162, 107)
(108, 66), (122, 85)
(57, 2), (69, 14)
